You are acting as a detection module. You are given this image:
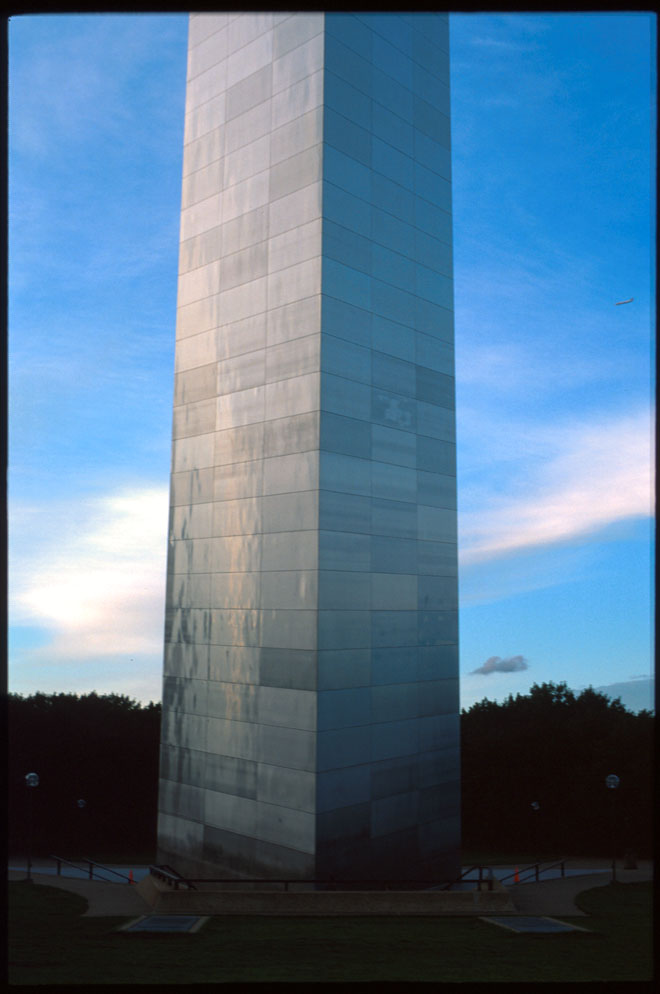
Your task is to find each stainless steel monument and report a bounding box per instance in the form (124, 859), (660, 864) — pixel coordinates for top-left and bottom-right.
(158, 11), (460, 883)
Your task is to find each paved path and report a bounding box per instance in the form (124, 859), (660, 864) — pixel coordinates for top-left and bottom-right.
(9, 859), (652, 919)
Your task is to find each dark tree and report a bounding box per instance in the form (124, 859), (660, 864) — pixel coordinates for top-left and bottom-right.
(461, 682), (653, 858)
(8, 692), (161, 859)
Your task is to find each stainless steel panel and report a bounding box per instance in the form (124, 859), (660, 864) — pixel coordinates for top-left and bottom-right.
(323, 258), (370, 310)
(417, 644), (458, 681)
(371, 646), (417, 686)
(416, 539), (457, 576)
(168, 571), (212, 608)
(371, 424), (416, 468)
(324, 70), (371, 131)
(206, 716), (259, 761)
(158, 777), (206, 820)
(320, 451), (370, 497)
(318, 530), (370, 571)
(210, 571), (260, 609)
(273, 31), (324, 95)
(173, 398), (217, 439)
(416, 436), (455, 475)
(206, 535), (262, 572)
(371, 388), (416, 433)
(372, 315), (415, 363)
(257, 723), (316, 771)
(183, 127), (224, 180)
(321, 294), (371, 347)
(184, 92), (226, 147)
(210, 608), (260, 646)
(257, 763), (315, 812)
(318, 610), (371, 650)
(317, 648), (371, 690)
(258, 685), (316, 730)
(207, 680), (258, 722)
(266, 294), (321, 347)
(261, 608), (317, 650)
(259, 647), (318, 691)
(214, 461), (263, 501)
(157, 811), (204, 858)
(268, 220), (322, 276)
(416, 506), (456, 543)
(273, 12), (323, 59)
(265, 371), (320, 420)
(317, 725), (371, 772)
(371, 535), (416, 574)
(268, 181), (323, 238)
(175, 328), (218, 370)
(417, 678), (459, 717)
(322, 180), (371, 241)
(270, 144), (323, 202)
(321, 334), (371, 383)
(270, 69), (324, 131)
(416, 401), (455, 442)
(271, 107), (323, 166)
(419, 712), (459, 753)
(262, 490), (319, 533)
(320, 412), (371, 459)
(226, 30), (273, 90)
(220, 204), (268, 257)
(226, 64), (272, 122)
(417, 610), (458, 645)
(214, 423), (264, 466)
(318, 687), (370, 730)
(418, 575), (457, 611)
(261, 570), (318, 610)
(372, 461), (416, 503)
(266, 333), (320, 383)
(324, 107), (371, 167)
(371, 718), (419, 762)
(319, 490), (370, 534)
(262, 530), (318, 571)
(371, 790), (419, 838)
(224, 99), (272, 156)
(202, 751), (258, 798)
(267, 257), (321, 310)
(321, 372), (371, 421)
(370, 497), (416, 539)
(318, 570), (370, 610)
(205, 788), (258, 834)
(212, 497), (262, 537)
(371, 572), (417, 610)
(371, 682), (419, 723)
(208, 645), (261, 685)
(317, 765), (371, 813)
(417, 470), (456, 509)
(417, 747), (460, 790)
(163, 641), (210, 681)
(371, 610), (418, 648)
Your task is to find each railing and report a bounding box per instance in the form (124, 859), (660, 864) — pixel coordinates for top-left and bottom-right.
(148, 865), (494, 892)
(499, 858), (566, 885)
(439, 864), (495, 891)
(48, 854), (132, 884)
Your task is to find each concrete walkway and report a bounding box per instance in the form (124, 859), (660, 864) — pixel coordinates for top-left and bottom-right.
(9, 859), (652, 919)
(509, 860), (653, 917)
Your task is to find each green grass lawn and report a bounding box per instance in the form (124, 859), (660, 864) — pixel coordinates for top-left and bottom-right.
(8, 879), (653, 984)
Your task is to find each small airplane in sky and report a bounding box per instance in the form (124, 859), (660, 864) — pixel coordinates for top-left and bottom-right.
(615, 297), (634, 305)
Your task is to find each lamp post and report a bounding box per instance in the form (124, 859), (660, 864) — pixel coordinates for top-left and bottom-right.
(24, 772), (40, 883)
(605, 774), (620, 882)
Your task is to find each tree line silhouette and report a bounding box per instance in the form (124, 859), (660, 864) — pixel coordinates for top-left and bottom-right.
(7, 681), (653, 861)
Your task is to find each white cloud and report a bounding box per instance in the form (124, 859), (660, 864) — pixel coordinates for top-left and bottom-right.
(9, 485), (169, 661)
(459, 406), (653, 563)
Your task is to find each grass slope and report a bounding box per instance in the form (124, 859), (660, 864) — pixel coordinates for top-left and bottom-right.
(7, 879), (653, 984)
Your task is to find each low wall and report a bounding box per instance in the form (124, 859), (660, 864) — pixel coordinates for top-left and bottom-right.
(136, 874), (516, 917)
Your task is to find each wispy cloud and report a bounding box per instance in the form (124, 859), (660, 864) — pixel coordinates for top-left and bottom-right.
(9, 486), (169, 663)
(459, 406), (653, 564)
(471, 655), (529, 675)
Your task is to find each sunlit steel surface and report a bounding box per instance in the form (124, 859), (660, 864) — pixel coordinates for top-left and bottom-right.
(158, 11), (460, 884)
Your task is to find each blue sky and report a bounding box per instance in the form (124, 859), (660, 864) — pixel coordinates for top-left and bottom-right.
(8, 13), (655, 711)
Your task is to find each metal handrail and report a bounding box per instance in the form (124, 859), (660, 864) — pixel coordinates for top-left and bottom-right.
(499, 858), (566, 885)
(49, 854), (132, 883)
(148, 866), (494, 892)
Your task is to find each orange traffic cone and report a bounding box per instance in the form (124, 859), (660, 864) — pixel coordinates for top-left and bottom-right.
(514, 867), (519, 883)
(129, 870), (134, 885)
